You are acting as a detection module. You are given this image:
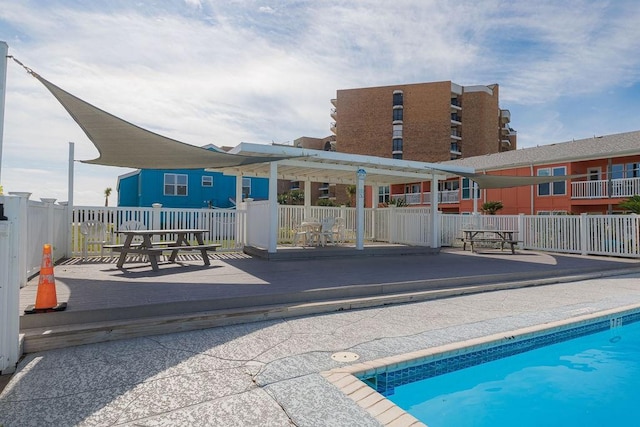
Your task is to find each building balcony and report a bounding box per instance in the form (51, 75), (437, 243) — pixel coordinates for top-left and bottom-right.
(572, 177), (640, 199)
(330, 108), (337, 120)
(330, 122), (336, 134)
(389, 191), (459, 205)
(500, 109), (511, 124)
(451, 114), (462, 125)
(501, 139), (511, 147)
(451, 134), (462, 140)
(330, 98), (337, 107)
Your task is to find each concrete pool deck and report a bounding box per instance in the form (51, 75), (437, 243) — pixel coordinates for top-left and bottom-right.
(2, 251), (640, 425)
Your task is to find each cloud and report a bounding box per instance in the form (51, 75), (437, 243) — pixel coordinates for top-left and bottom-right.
(1, 0), (640, 204)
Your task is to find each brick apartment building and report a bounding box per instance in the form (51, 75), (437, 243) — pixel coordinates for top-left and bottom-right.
(280, 81), (517, 206)
(331, 81), (516, 162)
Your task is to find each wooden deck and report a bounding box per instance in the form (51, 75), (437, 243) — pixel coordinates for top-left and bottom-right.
(18, 248), (640, 352)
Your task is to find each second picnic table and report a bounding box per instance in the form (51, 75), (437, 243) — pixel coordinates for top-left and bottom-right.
(461, 228), (519, 254)
(105, 228), (221, 271)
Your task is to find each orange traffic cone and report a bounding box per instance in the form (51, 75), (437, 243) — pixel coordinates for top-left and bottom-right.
(24, 244), (67, 314)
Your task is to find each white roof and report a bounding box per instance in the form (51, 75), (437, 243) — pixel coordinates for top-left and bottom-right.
(211, 143), (474, 185)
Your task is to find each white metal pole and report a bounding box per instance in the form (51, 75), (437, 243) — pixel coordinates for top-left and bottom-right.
(356, 168), (366, 250)
(431, 173), (439, 248)
(0, 41), (8, 182)
(268, 162), (278, 253)
(67, 142), (74, 257)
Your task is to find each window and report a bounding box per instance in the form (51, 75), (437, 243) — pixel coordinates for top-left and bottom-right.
(392, 138), (403, 152)
(392, 107), (403, 122)
(405, 184), (420, 194)
(438, 180), (459, 191)
(392, 153), (403, 159)
(610, 162), (640, 179)
(461, 178), (480, 200)
(378, 185), (390, 204)
(393, 91), (403, 106)
(537, 166), (566, 196)
(164, 173), (187, 196)
(202, 176), (213, 187)
(242, 177), (251, 199)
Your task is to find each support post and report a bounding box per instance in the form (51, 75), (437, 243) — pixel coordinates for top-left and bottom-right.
(0, 201), (19, 374)
(67, 142), (74, 257)
(430, 173), (439, 248)
(356, 168), (366, 250)
(268, 162), (278, 253)
(0, 41), (8, 182)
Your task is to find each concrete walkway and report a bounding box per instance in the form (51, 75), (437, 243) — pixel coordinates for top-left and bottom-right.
(2, 259), (640, 425)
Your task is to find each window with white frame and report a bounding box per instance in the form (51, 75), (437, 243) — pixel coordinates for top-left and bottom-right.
(164, 173), (188, 196)
(610, 162), (640, 179)
(537, 166), (566, 196)
(202, 176), (213, 187)
(378, 185), (390, 204)
(242, 177), (251, 199)
(461, 178), (480, 200)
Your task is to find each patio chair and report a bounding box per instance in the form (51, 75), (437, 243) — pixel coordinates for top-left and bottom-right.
(315, 217), (336, 247)
(119, 220), (147, 244)
(331, 217), (346, 243)
(80, 220), (111, 261)
(292, 222), (310, 246)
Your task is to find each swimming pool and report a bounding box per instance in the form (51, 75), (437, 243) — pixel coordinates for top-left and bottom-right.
(323, 304), (640, 426)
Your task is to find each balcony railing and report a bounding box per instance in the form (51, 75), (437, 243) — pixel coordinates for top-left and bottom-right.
(390, 190), (459, 205)
(571, 177), (640, 199)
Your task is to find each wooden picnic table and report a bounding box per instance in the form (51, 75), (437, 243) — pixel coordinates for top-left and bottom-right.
(105, 228), (221, 271)
(461, 229), (520, 254)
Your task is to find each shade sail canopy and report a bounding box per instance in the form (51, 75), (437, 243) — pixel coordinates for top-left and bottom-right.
(431, 168), (588, 189)
(13, 58), (586, 188)
(21, 66), (285, 169)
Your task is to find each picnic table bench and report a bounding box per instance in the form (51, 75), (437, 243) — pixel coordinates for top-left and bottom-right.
(105, 228), (220, 271)
(461, 229), (520, 254)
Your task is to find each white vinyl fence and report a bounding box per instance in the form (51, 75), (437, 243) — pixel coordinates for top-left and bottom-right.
(71, 205), (241, 256)
(441, 213), (640, 258)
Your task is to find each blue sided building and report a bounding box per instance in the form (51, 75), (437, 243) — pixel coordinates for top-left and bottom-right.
(117, 167), (269, 208)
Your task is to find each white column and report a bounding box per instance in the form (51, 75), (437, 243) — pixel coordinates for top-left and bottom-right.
(472, 181), (478, 213)
(7, 192), (29, 287)
(0, 196), (20, 374)
(356, 168), (366, 250)
(235, 174), (243, 205)
(268, 162), (278, 253)
(303, 179), (311, 218)
(430, 174), (440, 248)
(67, 142), (74, 257)
(0, 41), (8, 182)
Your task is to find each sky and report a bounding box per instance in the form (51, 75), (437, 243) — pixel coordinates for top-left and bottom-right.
(1, 0), (640, 206)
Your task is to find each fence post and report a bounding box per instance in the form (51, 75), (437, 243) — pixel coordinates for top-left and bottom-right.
(0, 195), (23, 374)
(580, 213), (588, 256)
(41, 198), (57, 249)
(7, 193), (30, 287)
(151, 203), (162, 229)
(518, 214), (525, 248)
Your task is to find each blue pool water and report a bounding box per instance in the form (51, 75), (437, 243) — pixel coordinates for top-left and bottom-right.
(372, 316), (640, 427)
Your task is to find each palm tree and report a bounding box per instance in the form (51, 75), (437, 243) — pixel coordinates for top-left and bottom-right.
(104, 187), (112, 207)
(619, 195), (640, 214)
(345, 185), (357, 207)
(481, 200), (503, 215)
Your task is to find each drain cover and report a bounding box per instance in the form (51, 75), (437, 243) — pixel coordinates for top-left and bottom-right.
(331, 351), (360, 362)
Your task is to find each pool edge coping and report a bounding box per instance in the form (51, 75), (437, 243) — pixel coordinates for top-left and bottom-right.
(321, 302), (640, 427)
